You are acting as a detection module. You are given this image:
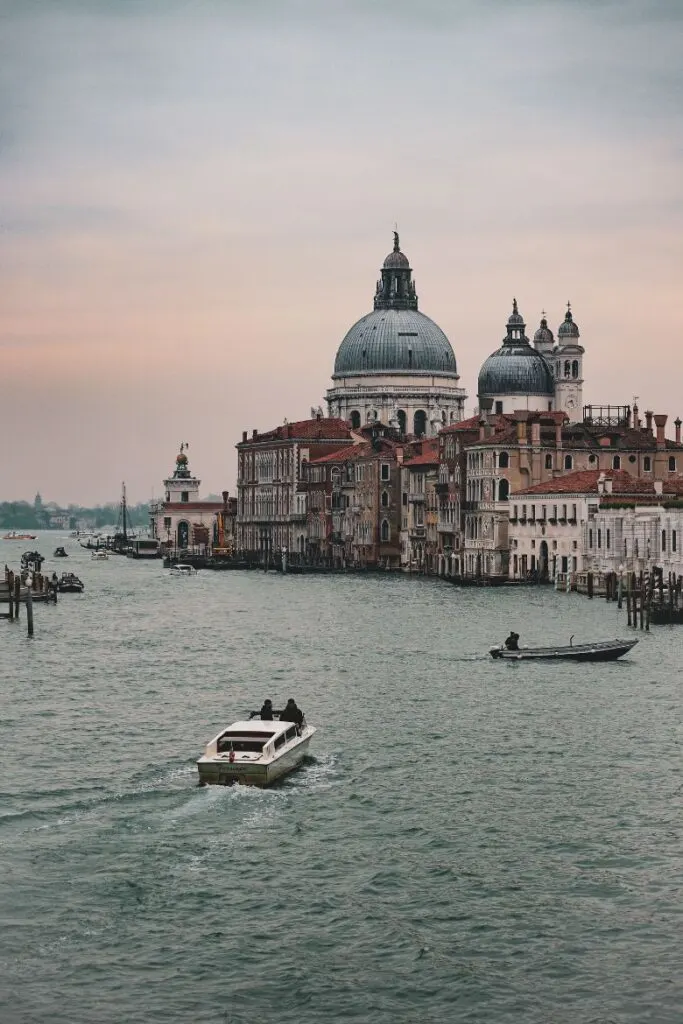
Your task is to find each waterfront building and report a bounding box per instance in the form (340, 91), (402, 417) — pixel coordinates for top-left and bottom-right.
(326, 233), (467, 436)
(149, 445), (229, 551)
(399, 439), (439, 572)
(453, 408), (683, 580)
(304, 429), (403, 568)
(477, 301), (584, 420)
(236, 415), (353, 558)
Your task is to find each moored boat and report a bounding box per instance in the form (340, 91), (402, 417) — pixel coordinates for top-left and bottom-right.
(490, 637), (638, 661)
(54, 546), (68, 558)
(197, 717), (316, 787)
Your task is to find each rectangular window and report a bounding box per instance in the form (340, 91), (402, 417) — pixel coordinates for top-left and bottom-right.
(572, 540), (577, 550)
(541, 505), (546, 521)
(495, 400), (503, 414)
(662, 530), (667, 552)
(181, 491), (189, 503)
(589, 529), (593, 548)
(572, 556), (577, 571)
(561, 504), (567, 519)
(163, 517), (171, 529)
(606, 529), (611, 549)
(597, 529), (601, 549)
(572, 504), (577, 520)
(673, 530), (677, 552)
(381, 463), (390, 481)
(513, 505), (518, 519)
(530, 504), (536, 521)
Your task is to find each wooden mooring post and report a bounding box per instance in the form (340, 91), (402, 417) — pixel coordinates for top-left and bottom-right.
(26, 587), (34, 637)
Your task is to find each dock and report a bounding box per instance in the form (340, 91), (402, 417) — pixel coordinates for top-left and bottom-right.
(1, 569), (57, 636)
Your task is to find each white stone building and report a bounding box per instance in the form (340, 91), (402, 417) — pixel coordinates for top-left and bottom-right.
(149, 445), (225, 550)
(326, 233), (467, 436)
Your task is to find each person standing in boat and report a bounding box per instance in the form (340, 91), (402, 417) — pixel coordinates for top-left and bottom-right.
(505, 631), (520, 651)
(259, 699), (274, 720)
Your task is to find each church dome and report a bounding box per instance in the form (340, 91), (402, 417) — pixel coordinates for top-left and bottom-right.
(558, 305), (580, 339)
(333, 308), (457, 376)
(332, 233), (458, 378)
(478, 300), (554, 398)
(533, 317), (554, 347)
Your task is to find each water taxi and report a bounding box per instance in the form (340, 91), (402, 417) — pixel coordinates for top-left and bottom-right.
(91, 549), (109, 561)
(197, 717), (316, 787)
(170, 563), (197, 577)
(56, 572), (85, 594)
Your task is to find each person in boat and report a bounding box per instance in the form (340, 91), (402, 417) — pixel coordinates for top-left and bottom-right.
(279, 698), (304, 729)
(259, 699), (274, 720)
(504, 631), (520, 651)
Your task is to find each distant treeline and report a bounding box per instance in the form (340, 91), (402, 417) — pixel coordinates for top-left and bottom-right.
(0, 502), (150, 530)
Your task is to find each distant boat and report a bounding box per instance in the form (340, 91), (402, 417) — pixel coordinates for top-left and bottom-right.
(56, 572), (85, 594)
(490, 637), (639, 662)
(3, 531), (37, 541)
(170, 563), (197, 577)
(91, 549), (108, 561)
(54, 547), (68, 558)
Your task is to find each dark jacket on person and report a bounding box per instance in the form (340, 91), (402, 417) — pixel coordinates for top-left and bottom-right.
(260, 702), (274, 721)
(505, 632), (520, 651)
(280, 701), (303, 726)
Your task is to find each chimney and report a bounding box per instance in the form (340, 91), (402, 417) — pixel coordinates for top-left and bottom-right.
(555, 422), (563, 449)
(242, 431), (247, 443)
(676, 418), (682, 445)
(654, 413), (667, 449)
(644, 410), (653, 435)
(597, 471), (606, 496)
(604, 478), (613, 494)
(632, 402), (639, 428)
(516, 419), (527, 444)
(222, 490), (229, 508)
(252, 429), (258, 440)
(316, 411), (322, 421)
(654, 480), (663, 497)
(479, 419), (486, 441)
(530, 420), (541, 446)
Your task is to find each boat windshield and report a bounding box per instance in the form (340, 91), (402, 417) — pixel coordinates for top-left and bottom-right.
(217, 735), (268, 753)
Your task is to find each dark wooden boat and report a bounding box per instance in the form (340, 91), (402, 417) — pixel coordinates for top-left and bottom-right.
(56, 572), (84, 594)
(490, 637), (638, 662)
(54, 547), (68, 558)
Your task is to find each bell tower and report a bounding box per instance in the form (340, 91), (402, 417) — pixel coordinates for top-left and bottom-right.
(554, 303), (584, 421)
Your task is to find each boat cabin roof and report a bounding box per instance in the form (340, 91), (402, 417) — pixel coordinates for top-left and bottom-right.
(222, 720), (290, 737)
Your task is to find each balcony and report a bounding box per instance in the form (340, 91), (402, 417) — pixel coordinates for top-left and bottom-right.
(408, 493), (426, 503)
(410, 525), (426, 537)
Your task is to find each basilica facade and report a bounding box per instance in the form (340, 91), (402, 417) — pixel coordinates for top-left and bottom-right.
(326, 234), (467, 436)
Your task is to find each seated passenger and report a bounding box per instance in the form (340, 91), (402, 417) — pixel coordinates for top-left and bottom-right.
(280, 698), (304, 729)
(259, 699), (274, 721)
(504, 631), (520, 651)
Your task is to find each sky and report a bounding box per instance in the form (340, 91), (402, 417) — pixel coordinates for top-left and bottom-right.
(3, 0), (683, 504)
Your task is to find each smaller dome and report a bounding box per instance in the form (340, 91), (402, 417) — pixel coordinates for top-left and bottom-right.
(507, 297), (525, 327)
(478, 300), (554, 398)
(534, 317), (555, 346)
(383, 250), (410, 269)
(558, 306), (580, 339)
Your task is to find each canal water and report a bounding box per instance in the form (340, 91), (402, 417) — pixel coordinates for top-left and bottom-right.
(1, 535), (682, 1024)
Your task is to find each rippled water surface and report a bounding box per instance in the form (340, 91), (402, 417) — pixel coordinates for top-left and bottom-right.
(1, 535), (682, 1024)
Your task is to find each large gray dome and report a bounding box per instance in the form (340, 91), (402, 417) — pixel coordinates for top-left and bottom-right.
(333, 308), (458, 377)
(478, 300), (554, 398)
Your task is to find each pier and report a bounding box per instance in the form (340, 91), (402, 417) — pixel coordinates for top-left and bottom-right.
(1, 568), (58, 636)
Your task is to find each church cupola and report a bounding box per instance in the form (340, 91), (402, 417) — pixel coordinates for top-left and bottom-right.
(558, 302), (580, 340)
(533, 313), (555, 358)
(373, 232), (418, 311)
(554, 303), (585, 422)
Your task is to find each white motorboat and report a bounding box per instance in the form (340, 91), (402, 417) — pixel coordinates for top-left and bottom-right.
(91, 549), (109, 560)
(170, 563), (197, 576)
(197, 717), (316, 787)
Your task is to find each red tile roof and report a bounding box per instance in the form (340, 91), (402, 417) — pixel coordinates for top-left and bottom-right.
(404, 438), (439, 466)
(513, 470), (683, 497)
(238, 418), (352, 444)
(160, 502), (225, 511)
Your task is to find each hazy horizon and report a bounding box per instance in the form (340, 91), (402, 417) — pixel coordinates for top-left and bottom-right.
(4, 0), (683, 504)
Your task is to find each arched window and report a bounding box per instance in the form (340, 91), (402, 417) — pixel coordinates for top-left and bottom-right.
(498, 479), (510, 501)
(381, 490), (389, 508)
(564, 360), (571, 378)
(612, 455), (621, 469)
(414, 410), (427, 437)
(572, 360), (579, 378)
(381, 519), (390, 542)
(397, 410), (407, 434)
(669, 456), (676, 472)
(498, 452), (509, 468)
(545, 454), (553, 469)
(662, 529), (667, 552)
(564, 454), (573, 470)
(442, 410), (447, 424)
(350, 410), (361, 429)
